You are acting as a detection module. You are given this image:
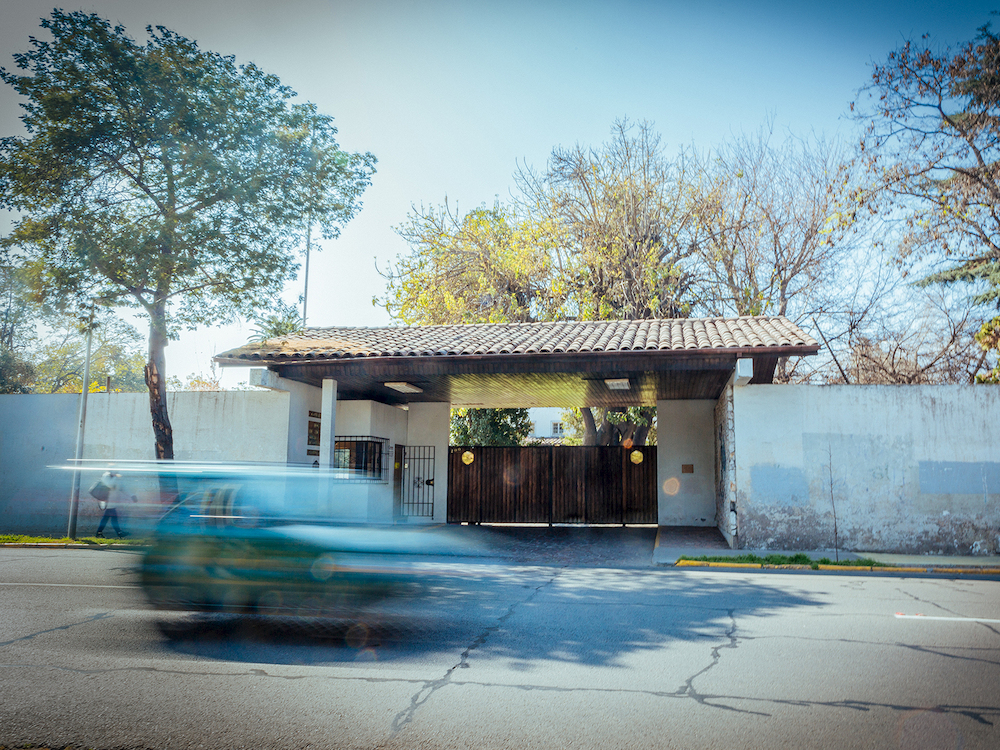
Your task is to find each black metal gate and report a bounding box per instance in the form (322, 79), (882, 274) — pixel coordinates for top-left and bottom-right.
(401, 446), (435, 518)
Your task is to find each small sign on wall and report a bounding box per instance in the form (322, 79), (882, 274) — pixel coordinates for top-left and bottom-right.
(308, 420), (321, 447)
(682, 464), (694, 474)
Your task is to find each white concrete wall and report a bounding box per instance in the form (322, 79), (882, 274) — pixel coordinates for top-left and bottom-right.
(406, 402), (451, 523)
(0, 391), (291, 535)
(333, 399), (409, 522)
(250, 369), (323, 465)
(656, 399), (716, 526)
(732, 385), (1000, 554)
(82, 391), (290, 462)
(0, 394), (81, 535)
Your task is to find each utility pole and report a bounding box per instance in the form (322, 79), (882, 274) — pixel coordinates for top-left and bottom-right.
(302, 215), (311, 327)
(67, 309), (95, 539)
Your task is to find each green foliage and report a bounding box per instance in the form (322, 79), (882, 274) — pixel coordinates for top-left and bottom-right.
(0, 534), (145, 546)
(30, 316), (147, 393)
(385, 201), (563, 325)
(974, 316), (1000, 383)
(249, 302), (305, 342)
(451, 407), (533, 446)
(0, 11), (374, 456)
(0, 264), (37, 393)
(0, 347), (34, 393)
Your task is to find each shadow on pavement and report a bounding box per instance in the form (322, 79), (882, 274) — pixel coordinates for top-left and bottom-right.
(148, 563), (823, 669)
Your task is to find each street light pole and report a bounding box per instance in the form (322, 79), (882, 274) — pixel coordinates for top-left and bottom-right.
(67, 309), (95, 539)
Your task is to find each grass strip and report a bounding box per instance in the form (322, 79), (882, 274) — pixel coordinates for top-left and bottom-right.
(0, 534), (145, 546)
(677, 553), (896, 569)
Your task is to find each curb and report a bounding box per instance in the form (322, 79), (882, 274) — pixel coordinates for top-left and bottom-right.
(674, 560), (1000, 575)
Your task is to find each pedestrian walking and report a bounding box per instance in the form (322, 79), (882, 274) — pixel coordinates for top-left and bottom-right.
(90, 471), (136, 538)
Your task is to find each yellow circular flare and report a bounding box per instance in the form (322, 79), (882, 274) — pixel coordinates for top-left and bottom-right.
(623, 438), (634, 449)
(662, 477), (681, 495)
(461, 450), (475, 465)
(630, 450), (643, 464)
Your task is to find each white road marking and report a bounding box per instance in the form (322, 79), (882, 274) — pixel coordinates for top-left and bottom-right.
(895, 613), (1000, 623)
(0, 582), (134, 590)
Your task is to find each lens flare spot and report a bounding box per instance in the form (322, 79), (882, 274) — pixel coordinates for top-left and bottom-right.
(662, 477), (681, 496)
(346, 623), (370, 649)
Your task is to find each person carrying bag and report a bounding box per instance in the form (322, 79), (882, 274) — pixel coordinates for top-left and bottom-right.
(90, 471), (136, 538)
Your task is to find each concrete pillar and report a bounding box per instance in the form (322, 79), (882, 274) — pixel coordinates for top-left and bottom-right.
(319, 378), (338, 469)
(656, 399), (716, 526)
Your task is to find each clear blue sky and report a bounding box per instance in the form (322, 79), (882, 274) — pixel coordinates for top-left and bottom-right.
(0, 0), (993, 385)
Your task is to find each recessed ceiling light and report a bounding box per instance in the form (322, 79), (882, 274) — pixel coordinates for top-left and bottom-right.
(604, 378), (630, 390)
(384, 382), (423, 394)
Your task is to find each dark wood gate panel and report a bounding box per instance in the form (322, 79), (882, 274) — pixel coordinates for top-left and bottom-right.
(448, 445), (656, 524)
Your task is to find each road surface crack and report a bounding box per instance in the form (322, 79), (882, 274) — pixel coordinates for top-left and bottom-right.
(673, 608), (765, 715)
(390, 569), (562, 733)
(0, 612), (112, 648)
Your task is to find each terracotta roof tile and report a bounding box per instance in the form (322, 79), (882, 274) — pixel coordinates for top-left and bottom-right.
(216, 317), (819, 364)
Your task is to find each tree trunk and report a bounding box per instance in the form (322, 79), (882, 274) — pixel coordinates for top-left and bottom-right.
(582, 406), (654, 446)
(581, 407), (598, 445)
(144, 308), (174, 461)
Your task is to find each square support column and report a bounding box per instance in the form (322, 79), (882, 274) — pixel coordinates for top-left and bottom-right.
(319, 378), (338, 469)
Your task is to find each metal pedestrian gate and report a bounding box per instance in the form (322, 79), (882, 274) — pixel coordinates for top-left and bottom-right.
(447, 445), (657, 525)
(400, 446), (435, 518)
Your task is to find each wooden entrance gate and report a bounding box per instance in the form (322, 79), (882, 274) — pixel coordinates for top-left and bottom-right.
(447, 446), (657, 525)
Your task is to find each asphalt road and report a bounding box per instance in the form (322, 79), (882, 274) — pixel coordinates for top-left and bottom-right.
(1, 547), (999, 750)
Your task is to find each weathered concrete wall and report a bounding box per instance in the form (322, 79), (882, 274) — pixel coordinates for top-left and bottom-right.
(733, 385), (1000, 554)
(656, 399), (716, 526)
(714, 383), (736, 546)
(406, 402), (450, 524)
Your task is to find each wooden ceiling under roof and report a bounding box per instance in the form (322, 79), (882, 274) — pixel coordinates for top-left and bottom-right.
(215, 318), (820, 406)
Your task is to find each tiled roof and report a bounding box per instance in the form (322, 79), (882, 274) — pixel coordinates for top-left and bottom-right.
(216, 317), (818, 363)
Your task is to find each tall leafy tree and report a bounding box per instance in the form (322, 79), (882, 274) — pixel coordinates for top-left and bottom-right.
(0, 11), (375, 458)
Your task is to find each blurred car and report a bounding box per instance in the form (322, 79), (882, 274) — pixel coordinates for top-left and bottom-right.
(138, 464), (479, 615)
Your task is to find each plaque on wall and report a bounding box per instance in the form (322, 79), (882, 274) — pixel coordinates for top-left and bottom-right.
(307, 420), (321, 446)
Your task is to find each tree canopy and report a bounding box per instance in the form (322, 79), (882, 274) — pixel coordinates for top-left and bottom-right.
(0, 10), (375, 458)
(451, 408), (533, 447)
